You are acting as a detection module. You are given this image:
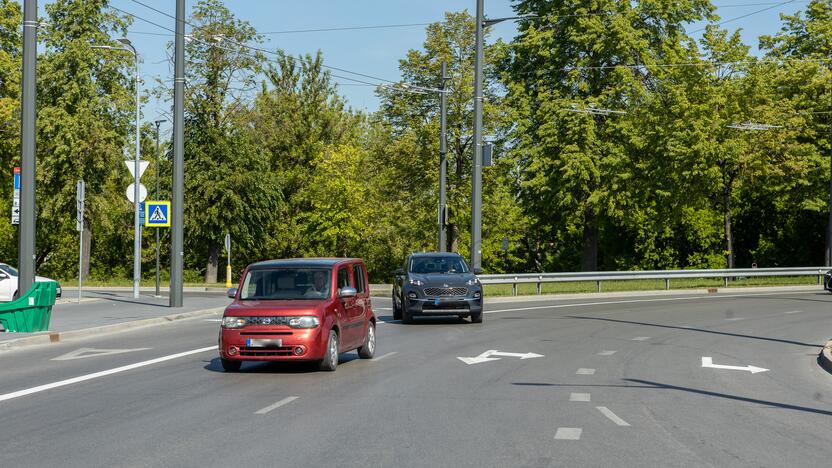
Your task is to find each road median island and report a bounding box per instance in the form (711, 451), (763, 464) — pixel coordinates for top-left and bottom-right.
(820, 340), (832, 375)
(0, 306), (224, 352)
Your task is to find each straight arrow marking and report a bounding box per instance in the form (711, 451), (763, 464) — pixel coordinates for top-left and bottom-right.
(701, 356), (769, 374)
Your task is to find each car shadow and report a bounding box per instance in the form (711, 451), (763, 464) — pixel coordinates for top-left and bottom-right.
(204, 353), (362, 374)
(385, 315), (471, 326)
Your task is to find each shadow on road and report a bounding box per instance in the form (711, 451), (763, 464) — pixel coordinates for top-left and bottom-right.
(565, 315), (822, 348)
(204, 355), (362, 374)
(512, 379), (831, 417)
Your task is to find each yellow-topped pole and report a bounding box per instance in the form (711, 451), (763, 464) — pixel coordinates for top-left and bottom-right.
(225, 233), (232, 288)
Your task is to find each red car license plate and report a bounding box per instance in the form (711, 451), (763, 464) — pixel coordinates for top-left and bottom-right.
(246, 338), (283, 348)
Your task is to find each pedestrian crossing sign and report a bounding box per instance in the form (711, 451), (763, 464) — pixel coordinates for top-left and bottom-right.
(144, 201), (170, 227)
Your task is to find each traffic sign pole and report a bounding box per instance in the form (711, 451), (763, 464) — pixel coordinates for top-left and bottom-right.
(77, 180), (85, 304)
(225, 233), (231, 288)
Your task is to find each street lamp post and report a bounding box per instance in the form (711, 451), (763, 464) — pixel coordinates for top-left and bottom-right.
(93, 38), (142, 299)
(154, 119), (165, 298)
(18, 0), (38, 296)
(171, 0), (186, 308)
(439, 61), (449, 252)
(471, 4), (537, 271)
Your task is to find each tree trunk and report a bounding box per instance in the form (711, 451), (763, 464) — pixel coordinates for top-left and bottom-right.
(205, 242), (219, 283)
(82, 220), (91, 278)
(581, 208), (599, 271)
(723, 173), (734, 269)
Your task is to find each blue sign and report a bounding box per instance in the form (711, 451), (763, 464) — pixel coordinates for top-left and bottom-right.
(13, 172), (20, 190)
(139, 202), (145, 224)
(144, 201), (170, 227)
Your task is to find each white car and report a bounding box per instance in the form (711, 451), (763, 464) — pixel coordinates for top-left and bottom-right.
(0, 263), (62, 302)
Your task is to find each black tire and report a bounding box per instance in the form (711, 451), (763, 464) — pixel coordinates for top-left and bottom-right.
(357, 322), (376, 359)
(392, 292), (402, 320)
(401, 298), (414, 324)
(470, 311), (483, 324)
(12, 290), (19, 301)
(221, 358), (241, 372)
(318, 330), (339, 371)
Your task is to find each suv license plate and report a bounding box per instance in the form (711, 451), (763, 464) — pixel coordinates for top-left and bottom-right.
(246, 338), (283, 348)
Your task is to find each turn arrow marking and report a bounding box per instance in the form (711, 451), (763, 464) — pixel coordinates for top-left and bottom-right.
(52, 347), (151, 361)
(458, 349), (544, 365)
(701, 356), (769, 374)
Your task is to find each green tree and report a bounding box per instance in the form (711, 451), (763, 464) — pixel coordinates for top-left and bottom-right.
(0, 0), (22, 265)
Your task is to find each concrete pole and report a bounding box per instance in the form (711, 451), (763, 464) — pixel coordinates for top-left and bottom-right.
(18, 0), (37, 295)
(439, 60), (448, 252)
(170, 0), (185, 307)
(471, 0), (484, 270)
(130, 46), (141, 299)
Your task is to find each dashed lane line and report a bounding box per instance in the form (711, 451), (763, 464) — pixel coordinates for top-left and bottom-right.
(255, 396), (299, 415)
(724, 317), (746, 321)
(570, 393), (591, 402)
(370, 351), (398, 362)
(554, 428), (582, 440)
(784, 310), (803, 314)
(631, 337), (651, 341)
(597, 350), (617, 356)
(596, 406), (631, 427)
(0, 346), (217, 403)
(576, 368), (596, 375)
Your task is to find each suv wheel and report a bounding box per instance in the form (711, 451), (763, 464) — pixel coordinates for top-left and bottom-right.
(318, 330), (339, 371)
(392, 293), (402, 320)
(401, 298), (414, 324)
(470, 311), (483, 324)
(221, 358), (241, 372)
(358, 322), (376, 359)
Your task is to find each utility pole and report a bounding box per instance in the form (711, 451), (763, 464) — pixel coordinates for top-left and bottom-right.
(18, 0), (37, 296)
(171, 0), (185, 307)
(154, 119), (165, 297)
(439, 60), (448, 252)
(471, 0), (485, 271)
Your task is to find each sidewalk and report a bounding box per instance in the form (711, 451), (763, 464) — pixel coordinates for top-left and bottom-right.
(1, 291), (231, 351)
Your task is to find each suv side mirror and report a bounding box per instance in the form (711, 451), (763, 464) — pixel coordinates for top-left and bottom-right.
(227, 288), (238, 299)
(473, 268), (483, 275)
(339, 286), (357, 299)
(394, 268), (404, 276)
(0, 272), (7, 280)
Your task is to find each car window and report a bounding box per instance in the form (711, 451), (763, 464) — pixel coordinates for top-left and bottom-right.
(409, 256), (469, 274)
(337, 267), (352, 289)
(239, 268), (331, 300)
(352, 264), (366, 293)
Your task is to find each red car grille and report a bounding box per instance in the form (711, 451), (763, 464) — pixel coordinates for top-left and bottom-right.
(239, 346), (296, 357)
(424, 287), (467, 297)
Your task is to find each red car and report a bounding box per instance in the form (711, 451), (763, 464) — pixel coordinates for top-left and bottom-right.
(219, 258), (376, 372)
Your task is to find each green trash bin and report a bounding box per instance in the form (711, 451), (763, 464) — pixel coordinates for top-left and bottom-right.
(0, 281), (57, 333)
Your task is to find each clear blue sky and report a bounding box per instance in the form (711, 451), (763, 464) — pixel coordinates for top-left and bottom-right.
(21, 0), (817, 131)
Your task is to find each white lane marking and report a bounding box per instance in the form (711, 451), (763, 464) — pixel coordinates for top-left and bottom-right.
(52, 347), (151, 361)
(371, 351), (398, 362)
(596, 406), (631, 426)
(784, 310), (803, 315)
(0, 346), (217, 403)
(570, 393), (591, 402)
(554, 428), (582, 440)
(576, 368), (596, 375)
(483, 290), (813, 315)
(631, 337), (650, 341)
(725, 317), (745, 321)
(701, 356), (769, 374)
(255, 396), (299, 415)
(458, 350), (544, 365)
(597, 350), (617, 356)
(204, 319), (222, 322)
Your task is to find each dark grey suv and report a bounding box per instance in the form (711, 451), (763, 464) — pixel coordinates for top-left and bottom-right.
(392, 253), (483, 324)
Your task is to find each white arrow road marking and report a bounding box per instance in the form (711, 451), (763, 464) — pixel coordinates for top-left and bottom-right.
(457, 349), (544, 365)
(255, 396), (299, 415)
(596, 406), (631, 426)
(0, 346), (216, 403)
(52, 347), (151, 361)
(701, 356), (769, 374)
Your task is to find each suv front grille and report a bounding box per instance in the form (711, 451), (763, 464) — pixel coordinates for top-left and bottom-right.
(424, 287), (467, 297)
(239, 346), (295, 357)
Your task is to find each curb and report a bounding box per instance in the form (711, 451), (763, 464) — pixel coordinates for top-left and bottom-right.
(820, 340), (832, 375)
(0, 307), (224, 352)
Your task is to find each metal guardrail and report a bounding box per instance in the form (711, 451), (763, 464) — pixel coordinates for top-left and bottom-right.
(478, 267), (831, 295)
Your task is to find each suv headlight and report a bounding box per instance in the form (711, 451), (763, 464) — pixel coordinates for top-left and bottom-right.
(222, 316), (247, 328)
(288, 316), (320, 329)
(466, 278), (480, 286)
(409, 279), (424, 286)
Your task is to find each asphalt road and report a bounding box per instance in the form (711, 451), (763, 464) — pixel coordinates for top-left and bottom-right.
(1, 290), (830, 467)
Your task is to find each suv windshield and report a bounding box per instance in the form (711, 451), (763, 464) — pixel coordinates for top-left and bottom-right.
(239, 268), (332, 300)
(0, 264), (18, 276)
(409, 256), (469, 274)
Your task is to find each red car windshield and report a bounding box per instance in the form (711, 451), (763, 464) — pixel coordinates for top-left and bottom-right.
(239, 268), (332, 300)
